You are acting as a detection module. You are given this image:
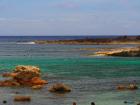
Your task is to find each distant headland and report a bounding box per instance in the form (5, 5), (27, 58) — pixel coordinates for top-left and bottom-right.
(34, 35), (140, 45)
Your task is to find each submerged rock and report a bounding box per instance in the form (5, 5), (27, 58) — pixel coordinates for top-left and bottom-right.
(117, 84), (138, 91)
(49, 83), (71, 93)
(117, 85), (126, 90)
(14, 96), (31, 102)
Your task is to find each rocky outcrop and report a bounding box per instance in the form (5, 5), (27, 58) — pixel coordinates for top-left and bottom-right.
(0, 65), (48, 88)
(95, 47), (140, 57)
(34, 36), (140, 45)
(127, 84), (138, 90)
(0, 65), (72, 94)
(0, 80), (20, 87)
(117, 84), (138, 91)
(14, 96), (31, 102)
(49, 83), (71, 93)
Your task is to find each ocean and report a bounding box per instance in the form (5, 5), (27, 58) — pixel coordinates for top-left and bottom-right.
(0, 36), (140, 105)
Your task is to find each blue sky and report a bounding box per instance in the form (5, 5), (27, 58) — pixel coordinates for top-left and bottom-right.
(0, 0), (140, 35)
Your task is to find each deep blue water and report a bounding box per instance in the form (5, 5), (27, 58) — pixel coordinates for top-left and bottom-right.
(0, 35), (120, 42)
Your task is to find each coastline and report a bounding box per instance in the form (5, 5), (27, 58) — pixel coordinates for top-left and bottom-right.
(0, 36), (139, 105)
(34, 36), (140, 45)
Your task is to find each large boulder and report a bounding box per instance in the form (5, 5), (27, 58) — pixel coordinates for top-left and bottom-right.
(49, 83), (71, 93)
(0, 65), (48, 87)
(14, 65), (40, 80)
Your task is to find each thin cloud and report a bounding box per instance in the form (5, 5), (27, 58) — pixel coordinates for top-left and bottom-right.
(50, 1), (80, 9)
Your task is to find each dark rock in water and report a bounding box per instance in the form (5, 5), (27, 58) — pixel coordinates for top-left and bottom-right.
(137, 103), (140, 105)
(49, 83), (71, 93)
(91, 102), (95, 105)
(124, 101), (134, 104)
(124, 101), (127, 104)
(3, 100), (7, 104)
(73, 102), (77, 105)
(14, 96), (31, 102)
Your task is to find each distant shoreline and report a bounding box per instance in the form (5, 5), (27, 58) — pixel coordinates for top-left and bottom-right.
(34, 36), (140, 45)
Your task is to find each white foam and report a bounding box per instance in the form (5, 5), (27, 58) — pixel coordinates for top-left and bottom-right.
(16, 41), (35, 45)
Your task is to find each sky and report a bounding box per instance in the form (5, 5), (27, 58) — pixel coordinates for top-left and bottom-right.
(0, 0), (140, 35)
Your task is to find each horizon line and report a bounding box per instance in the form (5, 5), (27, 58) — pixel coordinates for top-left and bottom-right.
(0, 35), (139, 36)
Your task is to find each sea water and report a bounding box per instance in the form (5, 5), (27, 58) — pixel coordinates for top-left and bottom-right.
(0, 36), (139, 105)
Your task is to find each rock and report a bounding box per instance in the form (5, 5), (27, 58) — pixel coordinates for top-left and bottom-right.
(117, 84), (138, 91)
(91, 102), (95, 105)
(124, 101), (134, 104)
(31, 77), (48, 85)
(2, 73), (17, 78)
(14, 65), (40, 80)
(0, 65), (47, 87)
(31, 85), (43, 89)
(95, 47), (140, 57)
(15, 65), (40, 73)
(73, 102), (77, 105)
(3, 100), (7, 104)
(117, 85), (126, 90)
(0, 80), (20, 87)
(137, 103), (140, 105)
(127, 84), (138, 90)
(49, 83), (71, 93)
(14, 96), (31, 102)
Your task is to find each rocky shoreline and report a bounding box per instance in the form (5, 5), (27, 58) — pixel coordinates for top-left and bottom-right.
(34, 36), (140, 45)
(94, 47), (140, 57)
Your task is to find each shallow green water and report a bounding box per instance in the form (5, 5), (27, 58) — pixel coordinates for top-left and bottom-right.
(0, 44), (140, 105)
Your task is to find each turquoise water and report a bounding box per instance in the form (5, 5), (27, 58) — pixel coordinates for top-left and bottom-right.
(0, 43), (140, 105)
(0, 57), (140, 78)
